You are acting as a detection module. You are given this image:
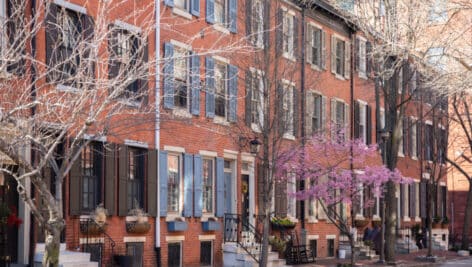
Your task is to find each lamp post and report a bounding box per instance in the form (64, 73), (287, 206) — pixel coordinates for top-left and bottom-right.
(249, 138), (261, 155)
(379, 129), (390, 264)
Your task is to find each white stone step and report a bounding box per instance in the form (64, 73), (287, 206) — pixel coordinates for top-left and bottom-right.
(34, 250), (92, 264)
(35, 243), (67, 253)
(59, 262), (98, 267)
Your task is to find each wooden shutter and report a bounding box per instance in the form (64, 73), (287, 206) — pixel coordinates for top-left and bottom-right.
(403, 117), (409, 156)
(205, 57), (215, 118)
(293, 88), (299, 137)
(354, 37), (359, 71)
(275, 9), (283, 55)
(118, 145), (129, 216)
(159, 151), (168, 217)
(417, 121), (422, 159)
(69, 145), (82, 216)
(108, 28), (120, 80)
(163, 42), (174, 109)
(190, 53), (201, 115)
(305, 92), (314, 137)
(344, 41), (351, 79)
(257, 163), (265, 215)
(409, 183), (416, 217)
(274, 181), (287, 218)
(183, 153), (193, 217)
(306, 25), (313, 64)
(293, 16), (299, 59)
(229, 0), (237, 33)
(6, 0), (26, 75)
(216, 157), (225, 217)
(354, 101), (360, 139)
(245, 0), (252, 37)
(138, 37), (149, 104)
(277, 82), (284, 135)
(344, 103), (350, 141)
(105, 143), (116, 215)
(330, 99), (336, 138)
(228, 64), (238, 122)
(321, 30), (327, 69)
(193, 155), (203, 217)
(400, 184), (404, 218)
(366, 105), (372, 145)
(366, 41), (372, 76)
(420, 181), (427, 218)
(191, 0), (200, 17)
(245, 70), (253, 126)
(147, 149), (158, 217)
(331, 36), (336, 74)
(321, 96), (327, 134)
(206, 0), (215, 24)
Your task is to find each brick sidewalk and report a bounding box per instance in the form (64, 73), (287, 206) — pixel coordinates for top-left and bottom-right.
(296, 249), (470, 267)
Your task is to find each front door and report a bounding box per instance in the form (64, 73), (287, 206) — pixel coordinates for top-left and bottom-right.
(0, 174), (19, 263)
(224, 172), (233, 214)
(241, 174), (250, 230)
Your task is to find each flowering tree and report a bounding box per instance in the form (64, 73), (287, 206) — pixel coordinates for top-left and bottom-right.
(276, 134), (411, 265)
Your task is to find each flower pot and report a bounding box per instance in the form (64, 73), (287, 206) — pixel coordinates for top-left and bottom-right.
(80, 221), (106, 235)
(202, 221), (220, 231)
(354, 219), (369, 228)
(126, 221), (151, 234)
(441, 223), (449, 229)
(432, 223), (442, 229)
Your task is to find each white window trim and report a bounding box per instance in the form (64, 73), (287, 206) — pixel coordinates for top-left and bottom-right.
(54, 0), (87, 14)
(166, 235), (185, 242)
(357, 36), (367, 79)
(282, 81), (295, 139)
(124, 236), (146, 243)
(114, 20), (142, 34)
(164, 145), (185, 153)
(166, 152), (184, 221)
(172, 0), (193, 20)
(202, 157), (216, 216)
(124, 139), (149, 149)
(250, 68), (265, 132)
(332, 34), (348, 80)
(281, 8), (296, 61)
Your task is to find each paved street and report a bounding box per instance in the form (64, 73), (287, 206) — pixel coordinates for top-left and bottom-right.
(436, 258), (472, 266)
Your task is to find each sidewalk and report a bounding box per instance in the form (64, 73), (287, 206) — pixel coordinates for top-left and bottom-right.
(298, 249), (471, 267)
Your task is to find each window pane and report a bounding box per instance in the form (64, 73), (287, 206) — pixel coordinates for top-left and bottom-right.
(127, 242), (144, 267)
(215, 62), (227, 117)
(200, 241), (212, 266)
(203, 159), (214, 213)
(215, 0), (225, 23)
(168, 243), (182, 267)
(168, 154), (181, 212)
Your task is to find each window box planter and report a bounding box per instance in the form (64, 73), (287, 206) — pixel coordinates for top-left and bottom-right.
(354, 218), (369, 228)
(202, 220), (220, 231)
(270, 217), (296, 231)
(167, 221), (188, 232)
(126, 221), (151, 234)
(80, 221), (107, 235)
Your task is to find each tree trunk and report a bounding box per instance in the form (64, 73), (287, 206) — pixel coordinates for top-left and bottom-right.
(42, 218), (64, 267)
(461, 185), (472, 250)
(427, 182), (433, 257)
(259, 214), (270, 267)
(350, 233), (356, 266)
(385, 181), (397, 262)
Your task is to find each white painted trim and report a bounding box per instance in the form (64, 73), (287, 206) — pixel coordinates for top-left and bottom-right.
(326, 234), (336, 239)
(164, 145), (185, 153)
(83, 134), (107, 142)
(307, 235), (319, 240)
(198, 235), (216, 241)
(241, 153), (255, 163)
(201, 215), (218, 222)
(80, 237), (104, 244)
(199, 150), (218, 157)
(170, 39), (192, 51)
(56, 84), (80, 93)
(114, 20), (142, 34)
(124, 139), (149, 148)
(53, 0), (87, 14)
(357, 99), (368, 105)
(425, 120), (433, 125)
(124, 236), (146, 243)
(213, 24), (230, 35)
(213, 55), (230, 64)
(165, 235), (185, 242)
(223, 150), (238, 159)
(356, 35), (367, 42)
(353, 169), (365, 174)
(282, 79), (296, 87)
(172, 7), (193, 20)
(440, 182), (446, 186)
(308, 21), (323, 30)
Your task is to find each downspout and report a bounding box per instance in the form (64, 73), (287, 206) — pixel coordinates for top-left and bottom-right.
(299, 6), (306, 241)
(349, 30), (355, 229)
(154, 0), (161, 266)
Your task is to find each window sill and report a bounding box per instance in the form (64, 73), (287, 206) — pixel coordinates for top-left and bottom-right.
(0, 71), (12, 80)
(172, 7), (193, 20)
(334, 74), (346, 81)
(414, 216), (421, 222)
(402, 216), (411, 222)
(213, 24), (230, 35)
(173, 108), (193, 118)
(283, 133), (296, 140)
(213, 116), (230, 126)
(282, 52), (296, 62)
(201, 215), (218, 222)
(398, 152), (405, 158)
(56, 84), (80, 93)
(411, 156), (418, 161)
(118, 99), (141, 108)
(309, 64), (322, 71)
(287, 215), (298, 223)
(251, 123), (262, 133)
(373, 214), (381, 221)
(358, 72), (368, 80)
(307, 217), (318, 224)
(165, 214), (185, 222)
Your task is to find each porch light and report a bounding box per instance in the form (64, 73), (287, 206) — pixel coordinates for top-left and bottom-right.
(249, 138), (261, 155)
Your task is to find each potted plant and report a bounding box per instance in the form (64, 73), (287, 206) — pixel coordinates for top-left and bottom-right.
(432, 216), (442, 229)
(126, 202), (150, 234)
(354, 218), (369, 228)
(269, 236), (287, 258)
(441, 216), (450, 229)
(80, 204), (108, 235)
(271, 217), (296, 230)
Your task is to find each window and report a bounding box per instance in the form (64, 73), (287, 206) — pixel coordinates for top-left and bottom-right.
(357, 38), (367, 77)
(251, 72), (263, 126)
(126, 242), (144, 267)
(410, 119), (418, 158)
(309, 239), (318, 258)
(250, 0), (264, 47)
(425, 123), (433, 161)
(57, 8), (80, 83)
(282, 11), (295, 58)
(331, 36), (350, 78)
(168, 242), (182, 267)
(203, 158), (214, 214)
(426, 47), (445, 71)
(429, 0), (447, 23)
(307, 25), (324, 68)
(331, 99), (349, 141)
(175, 0), (188, 10)
(306, 92), (325, 136)
(327, 238), (335, 257)
(282, 83), (294, 137)
(128, 147), (145, 210)
(287, 173), (296, 219)
(438, 127), (447, 164)
(174, 46), (189, 108)
(215, 61), (228, 118)
(215, 0), (226, 24)
(168, 154), (182, 213)
(200, 241), (213, 266)
(354, 101), (368, 143)
(81, 142), (103, 212)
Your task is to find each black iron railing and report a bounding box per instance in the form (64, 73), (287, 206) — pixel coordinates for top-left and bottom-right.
(224, 213), (263, 263)
(80, 218), (116, 267)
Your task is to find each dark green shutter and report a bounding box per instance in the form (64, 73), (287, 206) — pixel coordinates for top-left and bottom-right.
(354, 101), (360, 139)
(245, 70), (253, 126)
(147, 149), (158, 217)
(105, 143), (116, 215)
(118, 145), (129, 216)
(293, 88), (299, 137)
(366, 105), (372, 145)
(6, 0), (26, 75)
(69, 145), (82, 216)
(275, 9), (283, 55)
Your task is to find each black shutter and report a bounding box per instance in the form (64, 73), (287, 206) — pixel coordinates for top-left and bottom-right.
(257, 163), (264, 215)
(403, 62), (409, 95)
(118, 145), (129, 216)
(366, 105), (372, 145)
(409, 183), (415, 217)
(293, 88), (299, 137)
(366, 41), (372, 76)
(245, 0), (252, 37)
(277, 82), (284, 135)
(276, 9), (283, 55)
(108, 27), (120, 80)
(420, 181), (427, 218)
(104, 143), (116, 215)
(354, 101), (360, 139)
(139, 37), (149, 105)
(81, 14), (95, 84)
(417, 121), (422, 160)
(245, 70), (253, 126)
(69, 145), (82, 216)
(147, 149), (158, 216)
(354, 37), (359, 71)
(45, 3), (59, 82)
(403, 117), (408, 156)
(400, 184), (404, 218)
(6, 0), (26, 75)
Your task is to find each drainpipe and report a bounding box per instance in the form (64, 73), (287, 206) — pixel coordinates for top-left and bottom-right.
(349, 29), (355, 236)
(299, 6), (306, 243)
(154, 0), (161, 266)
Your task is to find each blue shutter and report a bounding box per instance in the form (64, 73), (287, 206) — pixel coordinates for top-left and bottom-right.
(159, 151), (168, 217)
(206, 0), (215, 24)
(191, 54), (201, 115)
(228, 64), (238, 122)
(183, 154), (193, 217)
(205, 57), (215, 118)
(191, 0), (200, 17)
(194, 155), (203, 217)
(229, 0), (237, 33)
(216, 157), (225, 217)
(163, 42), (174, 109)
(164, 0), (174, 7)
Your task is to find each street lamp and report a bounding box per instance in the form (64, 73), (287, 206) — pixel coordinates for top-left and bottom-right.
(379, 129), (390, 264)
(249, 138), (261, 155)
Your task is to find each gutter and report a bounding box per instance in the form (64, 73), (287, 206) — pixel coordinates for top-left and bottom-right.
(154, 0), (161, 266)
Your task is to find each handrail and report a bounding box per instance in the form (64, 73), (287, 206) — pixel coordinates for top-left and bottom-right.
(80, 218), (116, 267)
(224, 213), (262, 263)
